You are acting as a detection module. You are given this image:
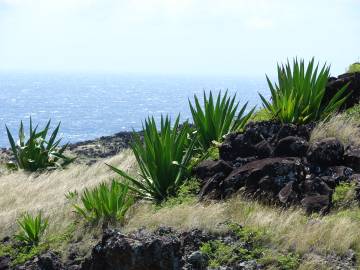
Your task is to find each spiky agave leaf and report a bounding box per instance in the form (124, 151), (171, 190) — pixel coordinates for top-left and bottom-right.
(107, 115), (195, 203)
(259, 58), (349, 124)
(189, 90), (255, 150)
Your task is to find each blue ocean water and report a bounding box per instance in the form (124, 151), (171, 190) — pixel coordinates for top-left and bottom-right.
(0, 72), (269, 147)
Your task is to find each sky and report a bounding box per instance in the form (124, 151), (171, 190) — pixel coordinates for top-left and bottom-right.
(0, 0), (359, 76)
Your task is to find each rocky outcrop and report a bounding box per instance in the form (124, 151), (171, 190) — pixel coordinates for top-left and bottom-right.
(195, 121), (359, 213)
(324, 72), (360, 110)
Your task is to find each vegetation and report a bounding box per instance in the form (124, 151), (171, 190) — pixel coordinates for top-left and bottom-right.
(73, 180), (133, 223)
(189, 90), (254, 150)
(259, 58), (349, 124)
(347, 62), (360, 73)
(332, 182), (357, 208)
(15, 212), (48, 246)
(108, 115), (195, 203)
(6, 118), (75, 171)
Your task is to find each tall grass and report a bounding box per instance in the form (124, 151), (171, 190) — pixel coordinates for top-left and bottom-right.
(108, 115), (195, 203)
(189, 91), (254, 150)
(259, 58), (349, 124)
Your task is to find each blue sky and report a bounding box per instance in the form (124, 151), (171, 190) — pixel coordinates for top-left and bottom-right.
(0, 0), (359, 76)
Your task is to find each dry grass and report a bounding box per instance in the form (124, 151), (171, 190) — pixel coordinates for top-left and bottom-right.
(125, 197), (360, 256)
(2, 147), (360, 264)
(310, 114), (360, 146)
(0, 149), (136, 238)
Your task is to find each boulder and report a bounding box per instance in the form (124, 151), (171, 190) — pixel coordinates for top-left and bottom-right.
(219, 121), (314, 161)
(324, 72), (360, 110)
(0, 256), (10, 270)
(320, 166), (353, 189)
(301, 195), (330, 214)
(193, 160), (233, 181)
(204, 157), (306, 199)
(274, 136), (309, 157)
(307, 138), (344, 166)
(80, 229), (182, 270)
(344, 146), (360, 172)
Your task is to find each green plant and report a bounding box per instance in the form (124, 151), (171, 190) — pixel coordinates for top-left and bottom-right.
(65, 190), (78, 201)
(15, 212), (48, 246)
(73, 180), (134, 223)
(332, 182), (357, 208)
(189, 90), (255, 150)
(259, 58), (349, 124)
(158, 178), (200, 208)
(347, 62), (360, 73)
(108, 115), (195, 202)
(6, 118), (75, 171)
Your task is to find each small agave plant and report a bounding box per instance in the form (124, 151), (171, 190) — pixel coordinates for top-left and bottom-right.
(6, 118), (75, 171)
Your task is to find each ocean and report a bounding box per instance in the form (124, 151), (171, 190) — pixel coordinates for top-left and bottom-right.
(0, 72), (269, 147)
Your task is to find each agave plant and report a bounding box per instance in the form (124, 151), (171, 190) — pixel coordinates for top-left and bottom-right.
(108, 115), (195, 202)
(6, 118), (75, 171)
(15, 212), (48, 246)
(189, 90), (255, 150)
(259, 58), (349, 124)
(73, 180), (133, 223)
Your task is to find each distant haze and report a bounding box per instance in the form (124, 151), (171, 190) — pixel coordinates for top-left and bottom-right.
(0, 0), (359, 76)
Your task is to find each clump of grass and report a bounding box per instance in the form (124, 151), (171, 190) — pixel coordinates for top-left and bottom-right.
(259, 58), (349, 124)
(108, 115), (195, 203)
(159, 177), (200, 208)
(6, 118), (75, 171)
(73, 179), (134, 224)
(310, 114), (360, 146)
(332, 182), (358, 208)
(249, 108), (273, 122)
(15, 212), (48, 246)
(189, 90), (254, 150)
(347, 62), (360, 73)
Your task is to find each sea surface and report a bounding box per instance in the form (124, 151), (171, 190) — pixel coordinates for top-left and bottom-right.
(0, 72), (269, 147)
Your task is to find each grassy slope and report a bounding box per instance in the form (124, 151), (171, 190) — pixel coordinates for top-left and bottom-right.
(2, 108), (360, 268)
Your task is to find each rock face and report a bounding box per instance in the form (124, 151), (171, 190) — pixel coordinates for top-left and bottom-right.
(81, 229), (182, 270)
(324, 72), (360, 110)
(195, 121), (360, 213)
(307, 138), (344, 166)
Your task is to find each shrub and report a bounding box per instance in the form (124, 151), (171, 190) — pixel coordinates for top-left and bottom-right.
(73, 180), (134, 223)
(15, 212), (48, 246)
(332, 182), (357, 208)
(6, 118), (75, 171)
(259, 58), (349, 124)
(189, 90), (254, 150)
(108, 115), (195, 203)
(347, 62), (360, 73)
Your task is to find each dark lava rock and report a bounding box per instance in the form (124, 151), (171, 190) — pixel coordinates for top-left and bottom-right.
(301, 195), (330, 214)
(344, 146), (360, 172)
(193, 160), (233, 182)
(14, 251), (64, 270)
(0, 256), (10, 270)
(254, 140), (273, 158)
(320, 166), (353, 189)
(278, 181), (299, 204)
(219, 121), (313, 161)
(201, 157), (305, 200)
(307, 138), (344, 166)
(274, 136), (309, 157)
(80, 229), (182, 270)
(324, 72), (360, 110)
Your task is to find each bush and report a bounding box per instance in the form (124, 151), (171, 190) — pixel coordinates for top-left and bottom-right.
(347, 62), (360, 73)
(6, 118), (75, 171)
(15, 212), (48, 246)
(108, 115), (195, 203)
(73, 180), (134, 223)
(259, 58), (349, 124)
(189, 91), (254, 150)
